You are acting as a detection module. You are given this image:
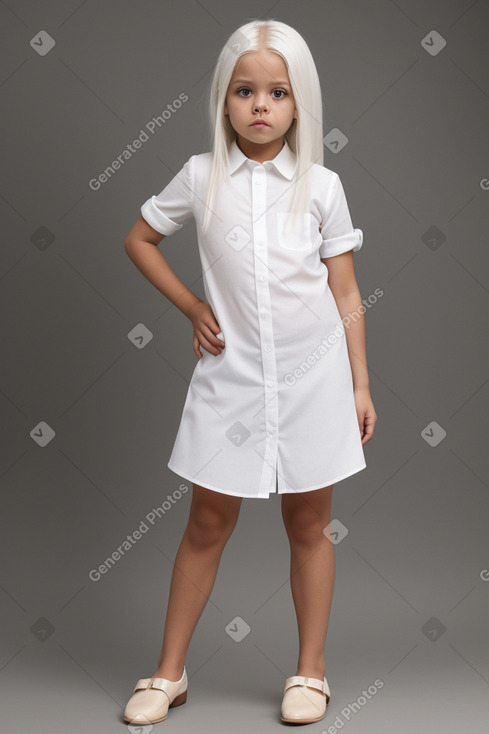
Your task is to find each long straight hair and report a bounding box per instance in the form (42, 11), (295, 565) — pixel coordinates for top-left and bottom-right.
(201, 19), (324, 235)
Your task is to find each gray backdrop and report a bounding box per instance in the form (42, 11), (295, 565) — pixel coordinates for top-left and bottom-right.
(1, 1), (488, 732)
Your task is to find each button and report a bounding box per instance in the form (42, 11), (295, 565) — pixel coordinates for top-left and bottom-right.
(264, 346), (271, 352)
(267, 381), (274, 388)
(259, 274), (266, 281)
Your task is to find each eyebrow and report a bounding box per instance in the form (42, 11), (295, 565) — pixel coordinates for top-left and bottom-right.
(232, 79), (290, 86)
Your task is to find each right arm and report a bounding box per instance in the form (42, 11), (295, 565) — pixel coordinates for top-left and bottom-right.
(124, 215), (225, 358)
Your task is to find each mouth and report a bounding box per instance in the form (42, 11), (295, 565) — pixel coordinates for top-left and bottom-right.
(251, 121), (270, 127)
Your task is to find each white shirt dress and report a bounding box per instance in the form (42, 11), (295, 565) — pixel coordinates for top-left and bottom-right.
(140, 139), (367, 498)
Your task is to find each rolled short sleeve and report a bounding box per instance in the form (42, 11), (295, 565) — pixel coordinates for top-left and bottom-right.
(141, 155), (195, 236)
(319, 172), (363, 258)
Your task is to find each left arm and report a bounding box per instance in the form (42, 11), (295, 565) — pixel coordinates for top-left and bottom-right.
(321, 251), (377, 444)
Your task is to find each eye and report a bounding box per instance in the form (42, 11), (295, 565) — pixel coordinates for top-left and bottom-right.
(236, 87), (288, 99)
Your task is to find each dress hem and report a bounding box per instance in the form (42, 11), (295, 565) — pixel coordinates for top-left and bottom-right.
(167, 459), (367, 499)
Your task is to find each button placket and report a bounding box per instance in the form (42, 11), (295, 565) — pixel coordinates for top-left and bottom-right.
(251, 164), (279, 495)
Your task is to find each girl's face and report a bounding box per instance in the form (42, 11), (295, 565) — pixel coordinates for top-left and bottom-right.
(224, 49), (297, 157)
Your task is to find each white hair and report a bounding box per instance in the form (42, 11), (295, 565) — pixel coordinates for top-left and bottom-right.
(201, 18), (324, 235)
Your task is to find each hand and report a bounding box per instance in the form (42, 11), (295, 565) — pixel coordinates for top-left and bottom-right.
(187, 300), (225, 359)
(353, 385), (377, 445)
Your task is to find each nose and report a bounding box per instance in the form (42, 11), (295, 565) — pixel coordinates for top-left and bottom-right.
(254, 97), (268, 113)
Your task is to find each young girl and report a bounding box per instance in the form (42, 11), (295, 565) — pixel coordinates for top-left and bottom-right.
(122, 18), (376, 726)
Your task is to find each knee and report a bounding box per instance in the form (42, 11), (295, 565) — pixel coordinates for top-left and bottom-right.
(282, 508), (327, 547)
(186, 508), (237, 548)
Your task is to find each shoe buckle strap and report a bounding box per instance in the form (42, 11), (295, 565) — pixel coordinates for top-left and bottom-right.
(149, 677), (178, 700)
(285, 675), (331, 700)
(133, 678), (153, 692)
(132, 669), (186, 695)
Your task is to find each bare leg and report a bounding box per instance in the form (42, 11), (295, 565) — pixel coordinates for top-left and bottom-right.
(151, 483), (243, 680)
(281, 485), (335, 680)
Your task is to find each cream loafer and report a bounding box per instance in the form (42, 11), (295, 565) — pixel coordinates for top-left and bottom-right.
(123, 666), (188, 725)
(280, 674), (331, 724)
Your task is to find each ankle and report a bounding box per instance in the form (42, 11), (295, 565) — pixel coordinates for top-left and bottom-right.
(295, 661), (326, 679)
(295, 670), (325, 680)
(153, 663), (185, 681)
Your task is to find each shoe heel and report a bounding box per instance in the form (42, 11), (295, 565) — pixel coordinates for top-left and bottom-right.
(169, 690), (187, 708)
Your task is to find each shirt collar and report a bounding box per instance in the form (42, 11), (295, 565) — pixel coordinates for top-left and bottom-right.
(227, 137), (297, 180)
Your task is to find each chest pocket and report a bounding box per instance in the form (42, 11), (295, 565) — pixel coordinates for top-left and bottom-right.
(276, 212), (320, 251)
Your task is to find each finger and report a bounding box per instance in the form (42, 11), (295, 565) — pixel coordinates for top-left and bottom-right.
(199, 313), (224, 343)
(193, 335), (202, 359)
(362, 423), (374, 443)
(196, 330), (222, 356)
(201, 317), (225, 347)
(200, 325), (225, 353)
(215, 329), (225, 347)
